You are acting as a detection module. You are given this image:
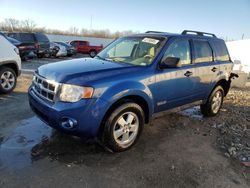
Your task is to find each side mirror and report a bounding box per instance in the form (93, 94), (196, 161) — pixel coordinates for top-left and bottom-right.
(159, 57), (181, 69)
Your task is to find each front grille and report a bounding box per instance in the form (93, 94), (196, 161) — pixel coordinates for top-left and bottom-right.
(32, 74), (59, 102)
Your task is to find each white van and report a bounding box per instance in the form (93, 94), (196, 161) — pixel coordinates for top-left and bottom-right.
(0, 35), (21, 93)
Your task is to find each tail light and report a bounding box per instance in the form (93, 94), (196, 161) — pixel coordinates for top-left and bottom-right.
(35, 43), (40, 49)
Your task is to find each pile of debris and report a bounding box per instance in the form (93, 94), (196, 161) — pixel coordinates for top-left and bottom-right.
(215, 88), (250, 166)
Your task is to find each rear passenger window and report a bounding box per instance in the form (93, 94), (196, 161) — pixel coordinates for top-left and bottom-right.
(212, 40), (230, 61)
(193, 40), (213, 63)
(163, 39), (191, 65)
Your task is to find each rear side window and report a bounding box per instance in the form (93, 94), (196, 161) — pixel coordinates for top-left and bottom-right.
(193, 40), (213, 63)
(19, 33), (35, 43)
(212, 40), (230, 61)
(35, 33), (49, 43)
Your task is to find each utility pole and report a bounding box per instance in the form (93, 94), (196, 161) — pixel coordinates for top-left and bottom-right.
(90, 15), (93, 30)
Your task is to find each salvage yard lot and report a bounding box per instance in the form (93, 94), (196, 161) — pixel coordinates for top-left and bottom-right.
(0, 57), (250, 187)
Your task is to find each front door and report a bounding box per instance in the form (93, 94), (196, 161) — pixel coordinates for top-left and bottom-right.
(153, 38), (198, 112)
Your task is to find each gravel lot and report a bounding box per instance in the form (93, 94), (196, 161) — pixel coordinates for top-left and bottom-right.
(0, 57), (250, 187)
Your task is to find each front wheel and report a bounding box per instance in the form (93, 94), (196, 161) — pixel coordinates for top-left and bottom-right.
(0, 67), (17, 94)
(102, 102), (145, 152)
(200, 86), (224, 117)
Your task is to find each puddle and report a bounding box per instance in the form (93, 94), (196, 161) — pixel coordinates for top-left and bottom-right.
(0, 117), (52, 171)
(179, 106), (203, 120)
(0, 116), (105, 171)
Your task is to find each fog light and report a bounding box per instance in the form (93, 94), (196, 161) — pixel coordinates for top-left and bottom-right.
(61, 117), (77, 129)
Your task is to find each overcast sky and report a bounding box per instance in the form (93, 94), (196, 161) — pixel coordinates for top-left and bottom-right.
(0, 0), (249, 40)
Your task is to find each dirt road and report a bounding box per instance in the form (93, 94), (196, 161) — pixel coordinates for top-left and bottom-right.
(0, 70), (250, 187)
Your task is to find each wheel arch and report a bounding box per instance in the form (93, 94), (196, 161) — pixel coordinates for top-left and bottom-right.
(214, 79), (231, 96)
(98, 94), (152, 138)
(0, 61), (19, 76)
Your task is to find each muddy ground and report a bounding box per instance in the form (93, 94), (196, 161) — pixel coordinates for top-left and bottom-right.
(0, 59), (250, 187)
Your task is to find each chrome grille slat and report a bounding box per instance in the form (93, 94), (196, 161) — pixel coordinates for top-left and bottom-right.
(32, 73), (59, 102)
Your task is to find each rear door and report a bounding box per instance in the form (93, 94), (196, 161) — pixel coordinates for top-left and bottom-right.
(210, 39), (233, 79)
(154, 38), (198, 112)
(191, 39), (220, 99)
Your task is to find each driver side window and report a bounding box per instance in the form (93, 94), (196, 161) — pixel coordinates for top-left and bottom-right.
(163, 39), (191, 65)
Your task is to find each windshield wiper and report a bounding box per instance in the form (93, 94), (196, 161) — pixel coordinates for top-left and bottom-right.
(95, 55), (107, 61)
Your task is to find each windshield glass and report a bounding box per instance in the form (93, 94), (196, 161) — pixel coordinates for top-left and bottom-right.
(96, 36), (166, 66)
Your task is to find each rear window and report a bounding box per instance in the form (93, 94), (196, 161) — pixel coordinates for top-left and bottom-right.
(193, 40), (213, 63)
(35, 33), (49, 43)
(211, 40), (230, 61)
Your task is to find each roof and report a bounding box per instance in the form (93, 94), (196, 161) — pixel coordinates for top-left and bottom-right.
(129, 30), (223, 41)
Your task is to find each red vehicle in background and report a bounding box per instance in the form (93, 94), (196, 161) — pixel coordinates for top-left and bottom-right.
(69, 40), (103, 57)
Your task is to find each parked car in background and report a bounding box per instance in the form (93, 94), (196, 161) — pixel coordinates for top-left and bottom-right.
(7, 32), (50, 58)
(55, 42), (77, 57)
(0, 32), (36, 61)
(69, 40), (103, 57)
(49, 42), (67, 57)
(0, 35), (21, 94)
(28, 30), (236, 152)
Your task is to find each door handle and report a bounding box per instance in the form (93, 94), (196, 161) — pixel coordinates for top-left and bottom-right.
(184, 71), (193, 77)
(211, 67), (218, 72)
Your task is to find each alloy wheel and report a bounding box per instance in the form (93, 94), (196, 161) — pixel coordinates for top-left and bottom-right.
(113, 112), (139, 148)
(1, 71), (15, 91)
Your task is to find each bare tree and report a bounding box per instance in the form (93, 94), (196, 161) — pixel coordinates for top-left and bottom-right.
(0, 18), (138, 38)
(21, 20), (37, 32)
(68, 26), (79, 35)
(0, 18), (20, 31)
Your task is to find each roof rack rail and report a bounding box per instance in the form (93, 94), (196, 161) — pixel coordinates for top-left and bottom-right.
(145, 31), (165, 34)
(181, 30), (217, 38)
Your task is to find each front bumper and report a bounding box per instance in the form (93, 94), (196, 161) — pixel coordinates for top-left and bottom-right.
(28, 87), (109, 137)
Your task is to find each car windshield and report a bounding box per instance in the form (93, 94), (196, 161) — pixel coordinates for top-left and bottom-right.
(96, 36), (166, 66)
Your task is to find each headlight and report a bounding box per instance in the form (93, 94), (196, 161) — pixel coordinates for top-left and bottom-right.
(59, 84), (94, 102)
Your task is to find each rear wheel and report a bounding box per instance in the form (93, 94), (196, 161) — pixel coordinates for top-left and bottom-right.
(89, 50), (97, 58)
(102, 102), (145, 152)
(0, 67), (17, 94)
(37, 53), (44, 58)
(200, 86), (224, 117)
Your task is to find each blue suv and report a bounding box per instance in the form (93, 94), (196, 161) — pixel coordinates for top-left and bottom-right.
(28, 30), (235, 152)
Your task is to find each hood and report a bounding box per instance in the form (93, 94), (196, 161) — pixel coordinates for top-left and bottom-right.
(37, 58), (139, 84)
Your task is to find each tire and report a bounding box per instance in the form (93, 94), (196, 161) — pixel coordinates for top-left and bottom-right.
(0, 67), (17, 94)
(200, 86), (224, 117)
(37, 53), (44, 58)
(89, 50), (97, 58)
(102, 102), (145, 152)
